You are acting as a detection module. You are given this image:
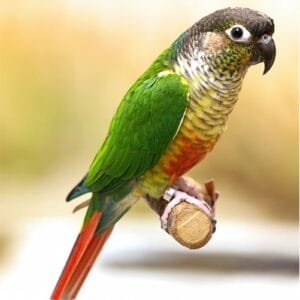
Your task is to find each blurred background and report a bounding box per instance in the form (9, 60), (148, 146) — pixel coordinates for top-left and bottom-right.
(0, 0), (298, 299)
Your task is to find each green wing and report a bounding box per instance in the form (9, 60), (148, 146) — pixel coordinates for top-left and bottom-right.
(85, 72), (188, 193)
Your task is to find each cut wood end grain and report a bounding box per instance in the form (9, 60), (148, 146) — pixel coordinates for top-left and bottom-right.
(167, 201), (213, 249)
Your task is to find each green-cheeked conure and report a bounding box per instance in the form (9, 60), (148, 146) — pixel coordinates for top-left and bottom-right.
(51, 7), (276, 299)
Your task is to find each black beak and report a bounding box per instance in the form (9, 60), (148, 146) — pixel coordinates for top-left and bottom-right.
(257, 38), (276, 75)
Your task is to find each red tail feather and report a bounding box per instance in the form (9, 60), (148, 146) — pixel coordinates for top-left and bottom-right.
(51, 212), (113, 299)
(65, 228), (113, 299)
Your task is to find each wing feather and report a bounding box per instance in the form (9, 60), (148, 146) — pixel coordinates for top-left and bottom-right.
(85, 73), (188, 193)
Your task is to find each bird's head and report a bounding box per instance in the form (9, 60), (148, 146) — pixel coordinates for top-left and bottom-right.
(177, 7), (276, 75)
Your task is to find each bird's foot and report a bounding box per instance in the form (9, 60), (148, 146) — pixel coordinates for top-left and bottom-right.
(173, 177), (201, 199)
(161, 189), (215, 230)
(173, 177), (219, 205)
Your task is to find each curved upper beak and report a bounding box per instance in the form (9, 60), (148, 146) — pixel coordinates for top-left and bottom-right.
(256, 37), (276, 75)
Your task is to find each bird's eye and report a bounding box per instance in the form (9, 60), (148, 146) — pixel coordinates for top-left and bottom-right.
(225, 25), (252, 43)
(231, 27), (243, 38)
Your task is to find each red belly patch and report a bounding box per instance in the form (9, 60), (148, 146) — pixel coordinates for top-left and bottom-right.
(164, 137), (210, 185)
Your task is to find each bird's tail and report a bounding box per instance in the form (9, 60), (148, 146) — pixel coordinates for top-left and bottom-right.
(51, 208), (113, 300)
(51, 180), (137, 299)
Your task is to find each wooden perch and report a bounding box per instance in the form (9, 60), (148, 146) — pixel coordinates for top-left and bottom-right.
(146, 177), (217, 249)
(167, 201), (214, 249)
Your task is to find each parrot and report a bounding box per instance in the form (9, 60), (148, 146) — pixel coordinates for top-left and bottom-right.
(51, 7), (276, 299)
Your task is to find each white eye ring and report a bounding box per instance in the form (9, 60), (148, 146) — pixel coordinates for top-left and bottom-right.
(258, 34), (272, 44)
(225, 24), (252, 43)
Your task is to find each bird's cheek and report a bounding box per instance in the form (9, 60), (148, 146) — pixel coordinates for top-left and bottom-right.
(240, 50), (252, 66)
(203, 32), (227, 52)
(249, 47), (262, 66)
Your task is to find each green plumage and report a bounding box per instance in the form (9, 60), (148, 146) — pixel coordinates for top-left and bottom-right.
(52, 8), (276, 299)
(85, 49), (189, 194)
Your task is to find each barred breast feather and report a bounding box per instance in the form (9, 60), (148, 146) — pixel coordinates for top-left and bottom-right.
(137, 39), (244, 198)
